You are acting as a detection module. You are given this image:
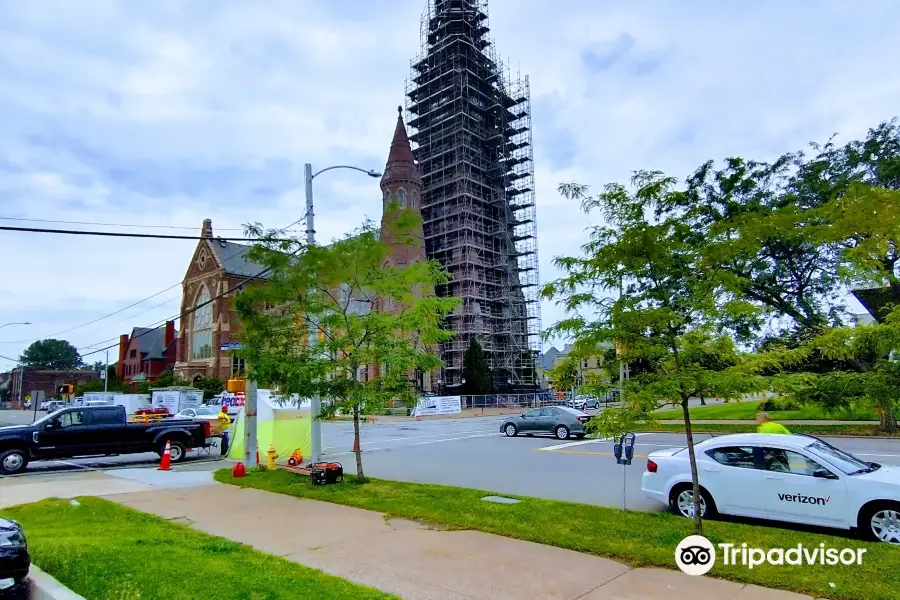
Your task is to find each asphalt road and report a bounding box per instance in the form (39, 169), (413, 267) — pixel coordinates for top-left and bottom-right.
(4, 409), (900, 515)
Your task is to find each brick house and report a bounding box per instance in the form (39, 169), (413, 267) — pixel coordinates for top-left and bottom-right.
(7, 368), (101, 405)
(116, 321), (178, 391)
(174, 109), (438, 392)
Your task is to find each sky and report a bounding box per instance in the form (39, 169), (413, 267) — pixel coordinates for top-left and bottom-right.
(1, 0), (899, 371)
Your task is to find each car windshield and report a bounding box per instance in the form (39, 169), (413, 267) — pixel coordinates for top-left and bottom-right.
(194, 408), (219, 415)
(806, 441), (874, 475)
(558, 406), (586, 416)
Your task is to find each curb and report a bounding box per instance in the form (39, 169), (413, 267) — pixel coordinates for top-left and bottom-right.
(27, 565), (85, 600)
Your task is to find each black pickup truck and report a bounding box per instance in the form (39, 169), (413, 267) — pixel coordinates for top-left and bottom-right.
(0, 405), (212, 475)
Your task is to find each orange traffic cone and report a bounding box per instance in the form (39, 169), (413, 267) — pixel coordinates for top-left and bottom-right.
(352, 438), (359, 453)
(158, 441), (172, 471)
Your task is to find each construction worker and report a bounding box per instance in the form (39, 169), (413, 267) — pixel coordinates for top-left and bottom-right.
(756, 412), (790, 434)
(218, 405), (231, 455)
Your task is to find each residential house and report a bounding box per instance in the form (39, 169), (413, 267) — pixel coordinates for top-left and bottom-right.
(116, 321), (178, 391)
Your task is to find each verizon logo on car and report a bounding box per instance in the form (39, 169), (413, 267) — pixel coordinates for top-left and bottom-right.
(778, 493), (830, 506)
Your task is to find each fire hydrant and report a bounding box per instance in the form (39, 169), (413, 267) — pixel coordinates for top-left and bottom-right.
(266, 444), (278, 470)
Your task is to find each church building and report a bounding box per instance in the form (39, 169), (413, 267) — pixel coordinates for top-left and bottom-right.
(174, 109), (435, 391)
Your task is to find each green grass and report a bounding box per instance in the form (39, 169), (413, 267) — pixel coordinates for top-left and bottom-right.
(0, 497), (396, 600)
(215, 469), (897, 600)
(641, 423), (900, 437)
(651, 400), (880, 421)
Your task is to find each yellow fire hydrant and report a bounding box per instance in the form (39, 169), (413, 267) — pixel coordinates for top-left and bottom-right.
(266, 444), (278, 470)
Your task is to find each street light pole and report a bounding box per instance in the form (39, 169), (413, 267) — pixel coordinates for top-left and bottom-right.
(304, 162), (380, 464)
(104, 349), (109, 393)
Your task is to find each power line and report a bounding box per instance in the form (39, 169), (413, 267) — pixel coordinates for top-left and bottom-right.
(0, 216), (253, 231)
(0, 225), (289, 242)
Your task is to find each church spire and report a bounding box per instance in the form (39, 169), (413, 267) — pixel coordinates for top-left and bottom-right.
(381, 106), (421, 190)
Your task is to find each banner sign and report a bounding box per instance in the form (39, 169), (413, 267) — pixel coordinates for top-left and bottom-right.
(412, 395), (462, 417)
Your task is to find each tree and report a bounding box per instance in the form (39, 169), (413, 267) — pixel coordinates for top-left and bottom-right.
(543, 172), (762, 535)
(461, 338), (491, 394)
(19, 339), (82, 370)
(235, 215), (458, 480)
(194, 376), (225, 400)
(547, 356), (580, 393)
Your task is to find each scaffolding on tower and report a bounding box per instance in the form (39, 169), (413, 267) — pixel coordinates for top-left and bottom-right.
(405, 0), (541, 391)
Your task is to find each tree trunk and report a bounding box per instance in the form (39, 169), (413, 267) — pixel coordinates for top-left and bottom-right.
(879, 409), (898, 433)
(352, 405), (365, 480)
(682, 398), (703, 536)
(699, 394), (706, 406)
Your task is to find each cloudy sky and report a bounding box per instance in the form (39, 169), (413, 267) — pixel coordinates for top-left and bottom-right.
(1, 0), (898, 371)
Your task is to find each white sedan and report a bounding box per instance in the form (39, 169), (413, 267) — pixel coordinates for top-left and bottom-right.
(642, 433), (900, 543)
(173, 406), (223, 421)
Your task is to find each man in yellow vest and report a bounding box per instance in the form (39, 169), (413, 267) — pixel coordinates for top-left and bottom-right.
(218, 405), (231, 455)
(757, 412), (790, 434)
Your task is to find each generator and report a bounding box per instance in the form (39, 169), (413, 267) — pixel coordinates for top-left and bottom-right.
(310, 461), (344, 485)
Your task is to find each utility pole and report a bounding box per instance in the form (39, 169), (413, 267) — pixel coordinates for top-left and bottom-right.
(104, 349), (109, 393)
(305, 162), (322, 464)
(243, 378), (258, 469)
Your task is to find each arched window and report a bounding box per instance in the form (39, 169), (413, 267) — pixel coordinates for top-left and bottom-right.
(191, 288), (213, 359)
(397, 189), (406, 208)
(411, 192), (418, 208)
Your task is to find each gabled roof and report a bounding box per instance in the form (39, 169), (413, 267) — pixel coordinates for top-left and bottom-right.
(129, 325), (178, 360)
(208, 238), (270, 278)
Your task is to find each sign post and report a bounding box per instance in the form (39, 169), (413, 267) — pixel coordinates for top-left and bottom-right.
(613, 432), (636, 510)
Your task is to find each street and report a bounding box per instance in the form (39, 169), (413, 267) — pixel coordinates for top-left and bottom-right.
(5, 410), (900, 514)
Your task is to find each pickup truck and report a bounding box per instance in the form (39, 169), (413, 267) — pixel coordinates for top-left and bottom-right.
(0, 405), (213, 475)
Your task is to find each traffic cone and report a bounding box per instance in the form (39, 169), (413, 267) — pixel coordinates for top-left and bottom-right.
(158, 441), (172, 471)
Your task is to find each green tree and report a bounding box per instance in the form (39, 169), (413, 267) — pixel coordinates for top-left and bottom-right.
(194, 376), (225, 400)
(235, 216), (459, 480)
(547, 356), (580, 393)
(19, 339), (82, 370)
(543, 172), (762, 534)
(461, 338), (491, 394)
(148, 369), (192, 389)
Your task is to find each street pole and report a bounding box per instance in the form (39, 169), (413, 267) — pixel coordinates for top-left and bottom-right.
(243, 377), (258, 469)
(305, 163), (322, 465)
(104, 349), (109, 393)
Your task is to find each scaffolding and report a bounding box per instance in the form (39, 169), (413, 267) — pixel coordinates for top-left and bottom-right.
(406, 0), (541, 391)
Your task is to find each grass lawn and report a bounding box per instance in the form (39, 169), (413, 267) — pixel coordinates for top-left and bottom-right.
(641, 423), (900, 437)
(651, 400), (880, 421)
(215, 469), (896, 600)
(0, 497), (396, 600)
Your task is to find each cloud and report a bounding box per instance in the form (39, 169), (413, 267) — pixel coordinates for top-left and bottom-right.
(0, 0), (898, 369)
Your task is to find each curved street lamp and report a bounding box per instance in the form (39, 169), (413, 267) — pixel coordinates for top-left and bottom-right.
(0, 321), (31, 330)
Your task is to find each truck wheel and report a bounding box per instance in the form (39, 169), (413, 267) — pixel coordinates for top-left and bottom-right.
(0, 449), (28, 475)
(162, 440), (187, 463)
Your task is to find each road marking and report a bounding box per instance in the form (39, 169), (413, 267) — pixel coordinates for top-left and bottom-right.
(325, 432), (499, 457)
(322, 428), (497, 450)
(537, 433), (652, 452)
(539, 449), (651, 458)
(52, 460), (92, 470)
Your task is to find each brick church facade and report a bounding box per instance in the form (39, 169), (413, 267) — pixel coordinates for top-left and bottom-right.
(174, 108), (437, 391)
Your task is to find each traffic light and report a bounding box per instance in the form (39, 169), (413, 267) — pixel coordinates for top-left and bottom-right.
(226, 378), (246, 394)
(56, 384), (74, 396)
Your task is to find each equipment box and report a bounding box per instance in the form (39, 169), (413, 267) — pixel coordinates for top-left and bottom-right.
(310, 462), (344, 485)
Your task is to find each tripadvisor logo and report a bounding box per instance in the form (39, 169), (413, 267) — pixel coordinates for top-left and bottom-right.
(675, 535), (867, 576)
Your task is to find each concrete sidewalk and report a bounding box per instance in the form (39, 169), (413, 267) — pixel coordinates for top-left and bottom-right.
(107, 484), (810, 600)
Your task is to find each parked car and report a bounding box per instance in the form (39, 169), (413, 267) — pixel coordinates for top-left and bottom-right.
(568, 395), (601, 411)
(44, 400), (65, 413)
(133, 406), (171, 418)
(500, 406), (589, 440)
(38, 400), (49, 411)
(173, 406), (224, 421)
(0, 405), (214, 475)
(0, 517), (29, 598)
(642, 433), (900, 543)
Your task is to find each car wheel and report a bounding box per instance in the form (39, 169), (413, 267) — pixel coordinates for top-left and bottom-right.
(504, 424), (518, 437)
(0, 449), (28, 475)
(162, 440), (187, 463)
(670, 484), (717, 519)
(555, 425), (570, 440)
(860, 502), (900, 544)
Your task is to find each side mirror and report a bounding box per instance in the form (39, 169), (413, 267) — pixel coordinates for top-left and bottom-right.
(813, 468), (837, 480)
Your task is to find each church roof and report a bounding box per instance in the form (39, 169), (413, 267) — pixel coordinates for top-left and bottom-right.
(208, 238), (270, 278)
(381, 106), (422, 187)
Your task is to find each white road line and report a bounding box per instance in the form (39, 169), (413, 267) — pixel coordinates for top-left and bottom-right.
(325, 432), (498, 457)
(322, 428), (497, 450)
(537, 433), (652, 452)
(52, 460), (92, 470)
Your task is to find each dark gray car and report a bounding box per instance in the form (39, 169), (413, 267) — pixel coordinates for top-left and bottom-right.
(500, 406), (589, 440)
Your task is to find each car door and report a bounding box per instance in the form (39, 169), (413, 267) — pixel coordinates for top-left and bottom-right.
(518, 408), (543, 432)
(700, 445), (767, 518)
(761, 446), (849, 527)
(84, 407), (125, 453)
(38, 409), (89, 457)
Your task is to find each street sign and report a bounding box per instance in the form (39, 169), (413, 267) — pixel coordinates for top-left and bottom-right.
(220, 342), (244, 351)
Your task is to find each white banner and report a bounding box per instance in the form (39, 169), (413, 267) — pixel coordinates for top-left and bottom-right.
(413, 395), (462, 417)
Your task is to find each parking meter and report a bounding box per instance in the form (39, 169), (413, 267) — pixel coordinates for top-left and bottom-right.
(615, 432), (636, 466)
(613, 436), (624, 462)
